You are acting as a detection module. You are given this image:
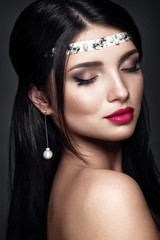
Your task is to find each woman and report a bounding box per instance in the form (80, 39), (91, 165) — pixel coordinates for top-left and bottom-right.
(7, 0), (160, 239)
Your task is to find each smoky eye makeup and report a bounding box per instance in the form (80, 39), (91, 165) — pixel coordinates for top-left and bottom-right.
(120, 55), (141, 72)
(74, 75), (98, 86)
(71, 69), (100, 86)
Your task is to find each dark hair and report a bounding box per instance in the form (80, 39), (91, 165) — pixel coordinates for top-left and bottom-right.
(7, 0), (160, 239)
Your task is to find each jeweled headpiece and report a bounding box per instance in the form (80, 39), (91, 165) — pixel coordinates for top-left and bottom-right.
(48, 31), (132, 56)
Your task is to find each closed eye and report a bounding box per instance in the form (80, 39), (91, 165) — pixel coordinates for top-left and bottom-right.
(74, 76), (98, 86)
(121, 61), (141, 73)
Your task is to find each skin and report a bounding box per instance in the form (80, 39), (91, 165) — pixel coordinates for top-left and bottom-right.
(28, 25), (160, 239)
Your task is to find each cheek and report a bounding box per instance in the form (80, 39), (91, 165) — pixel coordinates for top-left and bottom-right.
(128, 73), (144, 120)
(133, 75), (143, 102)
(64, 85), (103, 116)
(128, 73), (144, 102)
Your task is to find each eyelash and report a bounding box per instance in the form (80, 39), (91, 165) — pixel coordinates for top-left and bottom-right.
(121, 61), (141, 72)
(74, 76), (98, 86)
(74, 61), (141, 86)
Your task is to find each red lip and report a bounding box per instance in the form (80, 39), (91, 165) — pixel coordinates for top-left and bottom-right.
(105, 107), (134, 124)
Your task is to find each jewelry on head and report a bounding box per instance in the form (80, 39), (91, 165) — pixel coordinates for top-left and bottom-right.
(43, 111), (53, 159)
(48, 31), (132, 56)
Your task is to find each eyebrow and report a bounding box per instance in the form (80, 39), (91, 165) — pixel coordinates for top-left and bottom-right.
(67, 49), (139, 72)
(67, 61), (102, 72)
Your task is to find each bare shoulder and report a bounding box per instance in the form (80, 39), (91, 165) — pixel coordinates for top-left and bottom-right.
(66, 168), (159, 240)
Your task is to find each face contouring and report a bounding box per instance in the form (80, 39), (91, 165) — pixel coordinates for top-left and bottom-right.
(62, 25), (143, 143)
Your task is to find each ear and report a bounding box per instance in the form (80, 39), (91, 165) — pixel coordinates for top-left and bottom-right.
(28, 85), (54, 115)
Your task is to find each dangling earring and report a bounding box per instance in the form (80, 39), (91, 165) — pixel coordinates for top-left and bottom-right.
(43, 110), (53, 159)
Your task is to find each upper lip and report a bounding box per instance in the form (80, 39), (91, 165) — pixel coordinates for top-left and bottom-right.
(105, 107), (134, 118)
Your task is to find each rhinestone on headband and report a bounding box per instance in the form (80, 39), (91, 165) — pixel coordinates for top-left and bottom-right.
(50, 31), (132, 56)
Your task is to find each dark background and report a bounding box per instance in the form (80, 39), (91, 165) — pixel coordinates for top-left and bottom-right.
(0, 0), (160, 239)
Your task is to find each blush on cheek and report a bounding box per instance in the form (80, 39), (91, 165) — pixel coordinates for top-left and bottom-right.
(64, 89), (102, 115)
(135, 77), (143, 102)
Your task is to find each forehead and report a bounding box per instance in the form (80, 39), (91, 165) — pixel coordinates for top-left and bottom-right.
(66, 25), (137, 69)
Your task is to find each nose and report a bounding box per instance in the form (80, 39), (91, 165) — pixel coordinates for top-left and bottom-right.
(107, 70), (130, 103)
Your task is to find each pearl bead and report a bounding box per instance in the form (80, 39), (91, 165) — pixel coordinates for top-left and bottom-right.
(118, 33), (123, 40)
(114, 38), (119, 45)
(43, 148), (53, 159)
(109, 36), (114, 43)
(83, 43), (88, 51)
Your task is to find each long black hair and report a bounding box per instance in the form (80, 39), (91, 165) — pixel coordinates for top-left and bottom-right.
(7, 0), (160, 239)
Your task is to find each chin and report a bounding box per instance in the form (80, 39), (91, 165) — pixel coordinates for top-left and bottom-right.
(108, 126), (136, 142)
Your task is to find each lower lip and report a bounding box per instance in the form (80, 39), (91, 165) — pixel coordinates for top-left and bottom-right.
(105, 112), (134, 124)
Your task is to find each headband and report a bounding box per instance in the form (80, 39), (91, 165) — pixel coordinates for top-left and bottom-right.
(48, 31), (132, 56)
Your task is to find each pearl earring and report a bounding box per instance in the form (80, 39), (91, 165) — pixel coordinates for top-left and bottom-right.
(43, 111), (53, 159)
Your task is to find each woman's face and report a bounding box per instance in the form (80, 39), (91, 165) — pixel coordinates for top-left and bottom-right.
(63, 25), (143, 142)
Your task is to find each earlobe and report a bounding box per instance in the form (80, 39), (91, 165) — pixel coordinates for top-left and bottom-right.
(28, 85), (54, 115)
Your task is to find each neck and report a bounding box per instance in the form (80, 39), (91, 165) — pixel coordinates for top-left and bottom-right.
(62, 137), (123, 172)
